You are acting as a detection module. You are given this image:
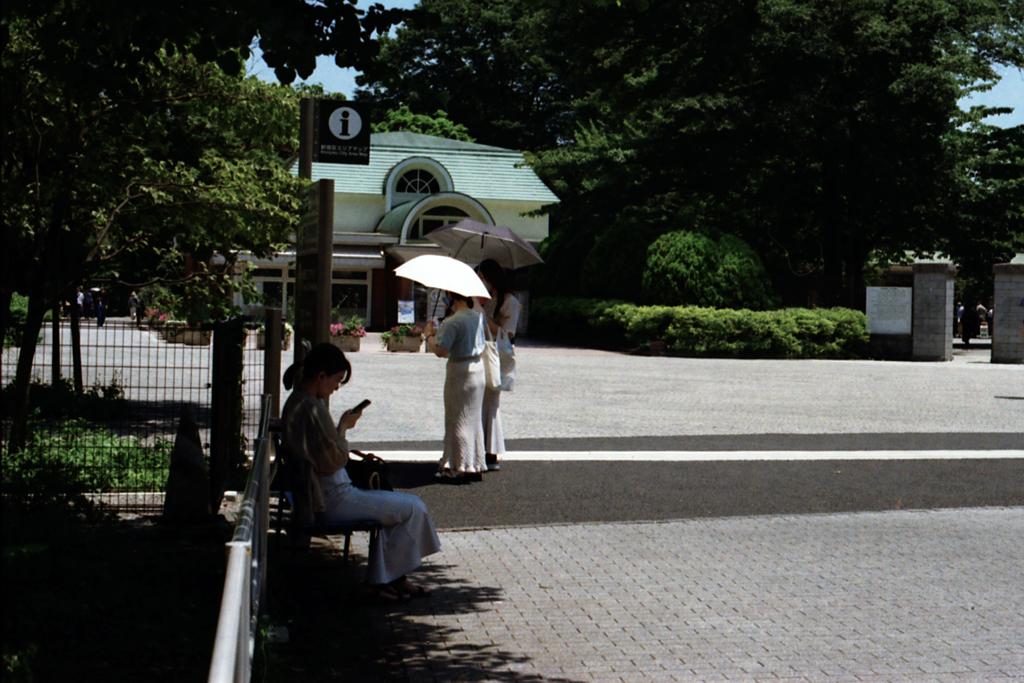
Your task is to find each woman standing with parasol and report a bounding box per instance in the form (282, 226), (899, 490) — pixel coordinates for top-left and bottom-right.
(475, 259), (520, 471)
(396, 256), (491, 483)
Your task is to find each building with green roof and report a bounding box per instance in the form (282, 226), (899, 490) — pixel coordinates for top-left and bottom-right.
(238, 131), (558, 330)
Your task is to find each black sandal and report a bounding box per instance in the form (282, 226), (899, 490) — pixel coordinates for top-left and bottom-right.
(366, 584), (407, 603)
(390, 577), (431, 599)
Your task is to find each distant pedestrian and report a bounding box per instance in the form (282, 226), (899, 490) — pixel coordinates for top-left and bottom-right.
(76, 287), (84, 317)
(955, 301), (963, 337)
(128, 291), (142, 327)
(961, 300), (980, 344)
(96, 286), (107, 327)
(82, 290), (93, 319)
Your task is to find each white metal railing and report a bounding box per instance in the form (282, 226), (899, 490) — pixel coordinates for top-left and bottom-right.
(208, 396), (274, 683)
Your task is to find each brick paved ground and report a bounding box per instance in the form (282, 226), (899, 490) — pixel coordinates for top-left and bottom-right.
(308, 334), (1024, 682)
(355, 508), (1024, 683)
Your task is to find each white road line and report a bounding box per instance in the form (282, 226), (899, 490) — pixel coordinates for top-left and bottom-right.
(369, 450), (1024, 462)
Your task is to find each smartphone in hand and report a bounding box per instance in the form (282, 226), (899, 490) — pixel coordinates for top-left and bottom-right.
(350, 399), (371, 413)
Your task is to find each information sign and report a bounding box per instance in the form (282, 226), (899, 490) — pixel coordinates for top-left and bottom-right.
(866, 287), (913, 335)
(313, 100), (371, 165)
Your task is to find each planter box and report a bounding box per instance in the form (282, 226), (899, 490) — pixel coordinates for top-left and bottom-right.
(164, 326), (187, 343)
(386, 336), (423, 353)
(180, 329), (212, 346)
(167, 329), (210, 346)
(330, 336), (361, 353)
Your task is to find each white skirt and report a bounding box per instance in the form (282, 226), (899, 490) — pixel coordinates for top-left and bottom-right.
(439, 355), (486, 474)
(320, 469), (441, 585)
(482, 386), (505, 455)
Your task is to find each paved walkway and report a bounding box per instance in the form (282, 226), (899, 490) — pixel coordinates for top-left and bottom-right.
(323, 336), (1023, 682)
(365, 509), (1023, 683)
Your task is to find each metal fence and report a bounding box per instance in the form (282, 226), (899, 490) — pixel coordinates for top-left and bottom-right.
(1, 315), (268, 510)
(208, 395), (273, 683)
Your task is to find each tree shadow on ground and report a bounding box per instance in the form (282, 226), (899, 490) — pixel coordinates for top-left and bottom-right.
(260, 537), (583, 683)
(362, 562), (584, 683)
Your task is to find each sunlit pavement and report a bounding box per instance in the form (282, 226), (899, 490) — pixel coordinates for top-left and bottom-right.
(327, 334), (1023, 683)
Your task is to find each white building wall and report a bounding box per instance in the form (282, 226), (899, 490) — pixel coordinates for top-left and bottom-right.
(486, 201), (551, 242)
(332, 193), (385, 232)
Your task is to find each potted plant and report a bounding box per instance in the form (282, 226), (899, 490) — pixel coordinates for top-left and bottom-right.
(256, 322), (293, 350)
(330, 316), (366, 352)
(380, 323), (424, 352)
(179, 322), (212, 346)
(163, 320), (187, 343)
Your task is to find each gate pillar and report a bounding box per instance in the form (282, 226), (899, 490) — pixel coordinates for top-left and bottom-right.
(991, 263), (1024, 364)
(912, 263), (956, 362)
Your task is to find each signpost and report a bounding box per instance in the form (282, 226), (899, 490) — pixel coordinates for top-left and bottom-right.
(294, 98), (371, 367)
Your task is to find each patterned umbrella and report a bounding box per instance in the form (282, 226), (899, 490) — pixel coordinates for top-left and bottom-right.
(426, 219), (544, 270)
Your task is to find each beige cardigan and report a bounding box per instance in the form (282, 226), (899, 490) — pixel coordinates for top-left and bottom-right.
(281, 389), (349, 524)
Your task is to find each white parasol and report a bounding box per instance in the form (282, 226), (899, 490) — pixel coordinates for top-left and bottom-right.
(394, 255), (492, 299)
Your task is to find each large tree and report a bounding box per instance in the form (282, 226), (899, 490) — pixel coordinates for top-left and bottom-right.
(0, 17), (304, 451)
(2, 0), (416, 452)
(355, 0), (573, 151)
(528, 0), (1024, 305)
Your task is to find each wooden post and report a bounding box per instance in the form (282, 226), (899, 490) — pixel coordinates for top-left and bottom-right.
(209, 319), (245, 515)
(263, 308), (282, 417)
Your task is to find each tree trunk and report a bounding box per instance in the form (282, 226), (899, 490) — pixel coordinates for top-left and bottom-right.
(70, 294), (83, 393)
(0, 289), (12, 359)
(9, 296), (48, 454)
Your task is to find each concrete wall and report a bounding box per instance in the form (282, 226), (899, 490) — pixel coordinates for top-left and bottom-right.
(912, 263), (955, 361)
(991, 263), (1024, 364)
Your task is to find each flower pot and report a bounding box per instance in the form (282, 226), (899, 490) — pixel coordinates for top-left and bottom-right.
(331, 336), (361, 352)
(179, 329), (212, 346)
(387, 336), (423, 353)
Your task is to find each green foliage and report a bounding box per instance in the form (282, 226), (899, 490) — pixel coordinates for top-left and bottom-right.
(579, 213), (671, 302)
(4, 421), (173, 497)
(529, 297), (634, 347)
(642, 231), (775, 310)
(357, 0), (571, 151)
(2, 642), (37, 683)
(524, 0), (1024, 306)
(4, 294), (53, 348)
(380, 324), (424, 346)
(531, 297), (869, 359)
(373, 106), (475, 142)
(2, 375), (132, 423)
(5, 294), (29, 348)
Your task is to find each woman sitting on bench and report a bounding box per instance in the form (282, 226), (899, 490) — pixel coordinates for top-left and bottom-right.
(282, 343), (441, 602)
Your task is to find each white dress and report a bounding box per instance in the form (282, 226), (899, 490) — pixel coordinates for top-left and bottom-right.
(435, 309), (487, 474)
(481, 294), (521, 456)
(283, 390), (441, 585)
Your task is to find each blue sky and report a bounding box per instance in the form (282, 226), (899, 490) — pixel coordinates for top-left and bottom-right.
(248, 0), (1023, 129)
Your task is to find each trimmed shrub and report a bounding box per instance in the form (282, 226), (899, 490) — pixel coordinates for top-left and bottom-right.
(531, 297), (868, 359)
(529, 297), (633, 347)
(642, 231), (774, 310)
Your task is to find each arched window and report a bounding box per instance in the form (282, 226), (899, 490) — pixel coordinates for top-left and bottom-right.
(407, 206), (469, 241)
(396, 169), (440, 195)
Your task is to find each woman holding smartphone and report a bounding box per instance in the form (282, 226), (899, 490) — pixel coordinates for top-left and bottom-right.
(282, 343), (441, 601)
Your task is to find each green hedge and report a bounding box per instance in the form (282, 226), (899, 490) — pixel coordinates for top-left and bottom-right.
(531, 298), (869, 359)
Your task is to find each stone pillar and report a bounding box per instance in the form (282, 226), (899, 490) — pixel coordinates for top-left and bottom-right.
(912, 263), (955, 361)
(991, 263), (1024, 364)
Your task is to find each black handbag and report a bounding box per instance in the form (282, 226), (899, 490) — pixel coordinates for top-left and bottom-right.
(345, 450), (392, 491)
